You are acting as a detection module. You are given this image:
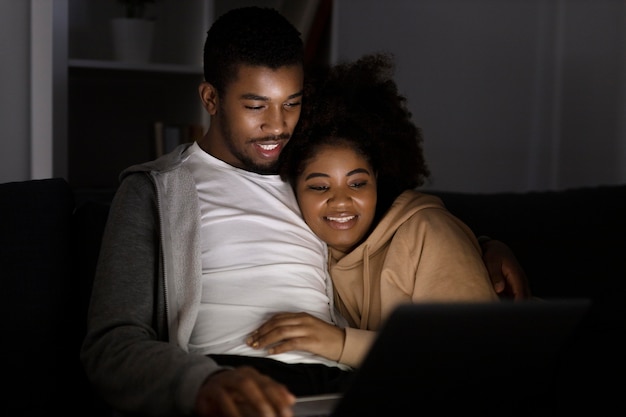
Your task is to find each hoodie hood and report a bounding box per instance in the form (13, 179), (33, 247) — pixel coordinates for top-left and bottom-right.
(120, 143), (192, 181)
(329, 189), (446, 329)
(329, 189), (445, 264)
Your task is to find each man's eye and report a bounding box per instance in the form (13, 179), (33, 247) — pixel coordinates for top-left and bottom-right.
(245, 105), (264, 110)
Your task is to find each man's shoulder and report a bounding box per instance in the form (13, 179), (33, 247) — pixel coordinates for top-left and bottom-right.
(121, 143), (193, 180)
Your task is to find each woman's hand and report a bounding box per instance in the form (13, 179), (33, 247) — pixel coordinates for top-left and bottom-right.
(247, 312), (345, 361)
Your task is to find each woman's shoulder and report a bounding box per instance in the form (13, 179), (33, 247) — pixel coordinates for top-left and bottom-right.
(393, 189), (446, 211)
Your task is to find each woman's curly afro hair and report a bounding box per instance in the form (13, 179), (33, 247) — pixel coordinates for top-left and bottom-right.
(279, 52), (430, 222)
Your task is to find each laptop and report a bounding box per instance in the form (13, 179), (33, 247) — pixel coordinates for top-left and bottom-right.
(293, 298), (591, 417)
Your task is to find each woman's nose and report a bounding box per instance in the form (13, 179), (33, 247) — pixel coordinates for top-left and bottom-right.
(328, 190), (351, 207)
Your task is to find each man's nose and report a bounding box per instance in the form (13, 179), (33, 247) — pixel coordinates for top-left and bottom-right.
(261, 106), (286, 135)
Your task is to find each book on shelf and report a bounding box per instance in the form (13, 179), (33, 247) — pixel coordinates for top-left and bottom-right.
(154, 121), (205, 158)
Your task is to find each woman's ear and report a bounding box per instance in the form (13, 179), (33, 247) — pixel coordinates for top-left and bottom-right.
(199, 82), (218, 115)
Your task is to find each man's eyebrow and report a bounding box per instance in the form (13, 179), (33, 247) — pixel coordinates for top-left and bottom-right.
(241, 93), (269, 101)
(240, 91), (303, 101)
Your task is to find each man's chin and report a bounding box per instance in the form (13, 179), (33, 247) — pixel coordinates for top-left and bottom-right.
(247, 161), (279, 175)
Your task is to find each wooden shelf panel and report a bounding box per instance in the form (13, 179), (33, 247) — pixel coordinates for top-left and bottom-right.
(68, 59), (203, 75)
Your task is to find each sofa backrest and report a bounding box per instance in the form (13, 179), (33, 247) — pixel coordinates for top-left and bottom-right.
(1, 178), (76, 414)
(432, 185), (626, 303)
(0, 178), (115, 415)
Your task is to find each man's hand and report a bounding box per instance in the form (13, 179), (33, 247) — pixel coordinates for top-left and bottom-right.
(195, 367), (296, 417)
(481, 239), (532, 300)
(247, 312), (345, 361)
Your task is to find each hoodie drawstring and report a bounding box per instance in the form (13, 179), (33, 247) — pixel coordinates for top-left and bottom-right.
(360, 245), (371, 330)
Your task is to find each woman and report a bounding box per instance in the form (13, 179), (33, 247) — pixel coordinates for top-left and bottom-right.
(247, 53), (500, 367)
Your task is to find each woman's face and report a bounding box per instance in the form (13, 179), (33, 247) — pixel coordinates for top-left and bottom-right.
(295, 144), (377, 253)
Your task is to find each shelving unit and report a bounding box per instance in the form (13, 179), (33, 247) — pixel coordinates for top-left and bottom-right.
(63, 0), (213, 189)
(67, 65), (206, 188)
(68, 59), (203, 75)
(48, 0), (329, 189)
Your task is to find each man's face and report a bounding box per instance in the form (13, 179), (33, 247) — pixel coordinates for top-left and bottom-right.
(209, 64), (304, 174)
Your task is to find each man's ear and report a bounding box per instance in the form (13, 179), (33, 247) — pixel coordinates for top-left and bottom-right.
(199, 82), (218, 115)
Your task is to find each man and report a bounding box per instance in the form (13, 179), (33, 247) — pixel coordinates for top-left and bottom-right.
(81, 7), (529, 417)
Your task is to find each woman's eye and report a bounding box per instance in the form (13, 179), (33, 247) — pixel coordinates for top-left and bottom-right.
(308, 185), (328, 191)
(350, 181), (367, 189)
(284, 101), (302, 110)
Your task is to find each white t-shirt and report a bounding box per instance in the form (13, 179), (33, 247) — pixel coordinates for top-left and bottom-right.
(184, 142), (344, 368)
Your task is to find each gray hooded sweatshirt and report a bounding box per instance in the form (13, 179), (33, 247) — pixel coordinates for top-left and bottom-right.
(81, 143), (220, 416)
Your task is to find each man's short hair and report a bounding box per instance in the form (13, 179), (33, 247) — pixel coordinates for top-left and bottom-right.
(203, 6), (304, 95)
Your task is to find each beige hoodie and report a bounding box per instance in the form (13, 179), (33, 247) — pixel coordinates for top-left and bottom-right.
(331, 190), (499, 367)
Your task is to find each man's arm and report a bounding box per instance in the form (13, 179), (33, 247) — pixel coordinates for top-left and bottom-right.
(479, 238), (532, 299)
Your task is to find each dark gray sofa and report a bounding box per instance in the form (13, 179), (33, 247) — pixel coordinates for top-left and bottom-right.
(2, 177), (624, 416)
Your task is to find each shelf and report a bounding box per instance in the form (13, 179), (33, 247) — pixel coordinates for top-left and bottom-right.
(68, 58), (203, 75)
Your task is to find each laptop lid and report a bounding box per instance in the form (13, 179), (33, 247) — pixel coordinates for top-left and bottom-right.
(292, 393), (342, 417)
(306, 298), (591, 417)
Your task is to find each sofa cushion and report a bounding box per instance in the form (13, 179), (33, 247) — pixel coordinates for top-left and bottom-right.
(71, 198), (114, 416)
